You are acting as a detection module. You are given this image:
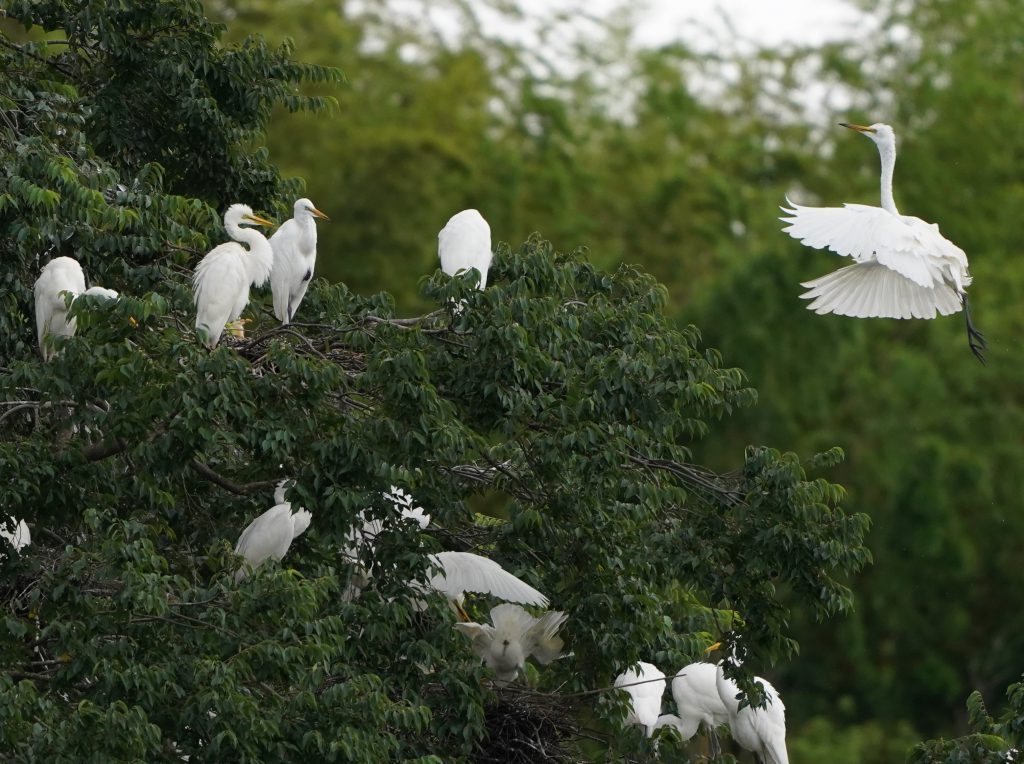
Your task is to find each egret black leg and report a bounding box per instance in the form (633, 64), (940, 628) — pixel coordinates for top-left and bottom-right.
(709, 728), (722, 759)
(963, 293), (987, 365)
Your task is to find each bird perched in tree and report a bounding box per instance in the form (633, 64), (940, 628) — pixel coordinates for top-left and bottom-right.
(0, 516), (31, 558)
(653, 662), (731, 756)
(780, 122), (986, 363)
(454, 603), (567, 682)
(438, 209), (492, 290)
(34, 257), (119, 360)
(614, 662), (667, 738)
(343, 487), (549, 613)
(233, 483), (311, 582)
(270, 197), (329, 325)
(193, 204), (274, 348)
(710, 644), (789, 764)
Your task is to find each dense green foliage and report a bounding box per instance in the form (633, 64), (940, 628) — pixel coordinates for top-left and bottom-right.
(0, 2), (877, 761)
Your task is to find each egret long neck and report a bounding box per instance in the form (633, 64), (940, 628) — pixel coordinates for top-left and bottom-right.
(233, 227), (274, 287)
(297, 214), (317, 253)
(877, 141), (899, 215)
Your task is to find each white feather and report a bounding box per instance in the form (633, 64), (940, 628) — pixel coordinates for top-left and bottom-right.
(615, 662), (667, 737)
(716, 665), (789, 764)
(34, 256), (86, 360)
(438, 209), (492, 289)
(234, 498), (312, 582)
(427, 551), (548, 606)
(270, 198), (325, 324)
(453, 603), (567, 682)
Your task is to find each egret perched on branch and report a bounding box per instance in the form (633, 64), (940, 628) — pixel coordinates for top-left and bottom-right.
(781, 122), (986, 363)
(34, 257), (119, 360)
(270, 197), (329, 325)
(233, 482), (311, 582)
(0, 516), (31, 558)
(193, 204), (274, 348)
(454, 603), (567, 682)
(614, 662), (667, 738)
(710, 643), (789, 764)
(438, 209), (492, 290)
(343, 487), (549, 614)
(653, 662), (731, 756)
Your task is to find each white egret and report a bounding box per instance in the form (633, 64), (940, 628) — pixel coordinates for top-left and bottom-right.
(0, 516), (31, 557)
(781, 122), (986, 363)
(454, 603), (567, 682)
(233, 485), (311, 582)
(34, 256), (86, 360)
(653, 662), (730, 756)
(711, 645), (789, 764)
(343, 487), (549, 612)
(192, 204), (275, 348)
(270, 197), (329, 325)
(438, 209), (492, 290)
(614, 662), (667, 738)
(34, 258), (121, 360)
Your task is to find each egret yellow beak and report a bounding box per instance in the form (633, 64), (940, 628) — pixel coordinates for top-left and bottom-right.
(839, 122), (876, 134)
(242, 213), (275, 227)
(453, 600), (471, 622)
(310, 206), (330, 221)
(704, 641), (722, 655)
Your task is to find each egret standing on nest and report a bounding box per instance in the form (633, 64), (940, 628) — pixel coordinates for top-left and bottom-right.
(270, 197), (329, 325)
(438, 209), (492, 290)
(193, 204), (274, 348)
(781, 122), (986, 363)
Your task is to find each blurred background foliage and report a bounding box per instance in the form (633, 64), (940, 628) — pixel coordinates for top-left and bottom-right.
(212, 0), (1023, 757)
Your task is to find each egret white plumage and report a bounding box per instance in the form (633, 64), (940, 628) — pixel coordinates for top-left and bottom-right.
(233, 485), (311, 582)
(711, 645), (789, 764)
(192, 204), (275, 348)
(614, 662), (667, 738)
(454, 603), (567, 682)
(781, 122), (986, 363)
(270, 197), (329, 325)
(343, 487), (549, 612)
(34, 256), (86, 360)
(653, 662), (730, 756)
(437, 209), (492, 290)
(0, 516), (31, 556)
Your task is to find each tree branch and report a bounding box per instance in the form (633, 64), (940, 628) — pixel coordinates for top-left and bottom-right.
(187, 459), (276, 496)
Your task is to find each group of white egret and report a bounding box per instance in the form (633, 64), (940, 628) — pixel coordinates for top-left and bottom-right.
(16, 120), (989, 753)
(231, 482), (567, 682)
(615, 648), (788, 764)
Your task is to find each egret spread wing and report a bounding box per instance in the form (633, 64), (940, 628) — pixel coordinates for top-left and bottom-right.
(800, 262), (962, 319)
(781, 201), (958, 289)
(524, 610), (567, 664)
(428, 551), (549, 606)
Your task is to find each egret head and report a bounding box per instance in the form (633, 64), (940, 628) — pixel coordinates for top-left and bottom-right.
(840, 122), (896, 150)
(294, 197), (329, 221)
(224, 203), (275, 230)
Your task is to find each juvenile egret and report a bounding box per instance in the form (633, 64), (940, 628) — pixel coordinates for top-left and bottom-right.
(781, 122), (986, 363)
(438, 209), (492, 289)
(270, 197), (329, 325)
(0, 516), (31, 557)
(233, 487), (311, 582)
(653, 662), (730, 755)
(193, 204), (274, 348)
(711, 645), (789, 764)
(454, 603), (567, 682)
(614, 662), (667, 738)
(34, 257), (86, 360)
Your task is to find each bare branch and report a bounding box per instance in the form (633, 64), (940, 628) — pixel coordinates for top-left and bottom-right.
(187, 459), (276, 496)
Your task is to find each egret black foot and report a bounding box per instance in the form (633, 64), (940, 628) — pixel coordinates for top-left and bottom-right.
(963, 294), (987, 365)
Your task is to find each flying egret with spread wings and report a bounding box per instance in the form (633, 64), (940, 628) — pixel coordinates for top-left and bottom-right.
(233, 483), (312, 582)
(193, 204), (274, 348)
(781, 122), (986, 363)
(34, 257), (119, 360)
(615, 662), (667, 738)
(653, 662), (731, 756)
(270, 197), (329, 325)
(454, 603), (567, 682)
(438, 209), (492, 290)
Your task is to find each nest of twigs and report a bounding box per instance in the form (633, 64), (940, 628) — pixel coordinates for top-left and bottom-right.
(473, 687), (579, 764)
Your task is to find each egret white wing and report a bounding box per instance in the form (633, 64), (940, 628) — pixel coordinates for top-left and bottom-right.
(781, 201), (957, 289)
(193, 244), (249, 347)
(524, 610), (567, 664)
(800, 262), (962, 319)
(428, 551), (548, 606)
(34, 257), (86, 358)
